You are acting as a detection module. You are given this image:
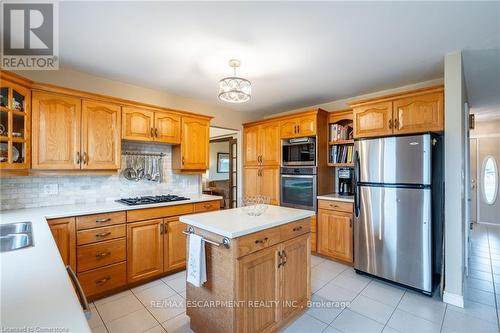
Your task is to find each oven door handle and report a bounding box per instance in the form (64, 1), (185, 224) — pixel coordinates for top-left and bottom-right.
(281, 174), (315, 178)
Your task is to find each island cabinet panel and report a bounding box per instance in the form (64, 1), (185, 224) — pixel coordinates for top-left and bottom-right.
(127, 219), (164, 283)
(353, 101), (393, 138)
(31, 92), (82, 169)
(281, 234), (310, 321)
(47, 217), (76, 272)
(237, 245), (281, 333)
(164, 217), (187, 272)
(81, 100), (121, 170)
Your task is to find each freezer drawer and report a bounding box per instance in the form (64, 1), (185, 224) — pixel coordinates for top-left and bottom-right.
(354, 134), (431, 185)
(354, 185), (432, 292)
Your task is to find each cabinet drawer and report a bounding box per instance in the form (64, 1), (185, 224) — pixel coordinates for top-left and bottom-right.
(77, 238), (126, 272)
(76, 212), (126, 230)
(77, 225), (126, 245)
(127, 204), (194, 222)
(280, 218), (311, 242)
(78, 262), (126, 297)
(318, 200), (353, 213)
(237, 227), (281, 258)
(193, 200), (220, 213)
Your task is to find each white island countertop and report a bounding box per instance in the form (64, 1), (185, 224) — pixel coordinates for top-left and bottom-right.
(179, 205), (315, 238)
(317, 193), (354, 203)
(0, 194), (221, 333)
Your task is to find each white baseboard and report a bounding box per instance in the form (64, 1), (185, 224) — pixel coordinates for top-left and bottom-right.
(443, 291), (464, 308)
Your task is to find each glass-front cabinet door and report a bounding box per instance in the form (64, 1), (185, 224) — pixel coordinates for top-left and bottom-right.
(0, 79), (30, 169)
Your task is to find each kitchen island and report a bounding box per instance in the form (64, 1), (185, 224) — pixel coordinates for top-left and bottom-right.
(179, 205), (315, 333)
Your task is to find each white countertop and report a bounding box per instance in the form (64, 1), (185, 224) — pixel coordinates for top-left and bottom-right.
(0, 194), (221, 332)
(317, 193), (354, 203)
(179, 205), (315, 238)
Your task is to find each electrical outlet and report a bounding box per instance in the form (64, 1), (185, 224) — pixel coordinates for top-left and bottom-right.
(42, 184), (59, 195)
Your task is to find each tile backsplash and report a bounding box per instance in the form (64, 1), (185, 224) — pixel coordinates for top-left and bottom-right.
(0, 142), (201, 210)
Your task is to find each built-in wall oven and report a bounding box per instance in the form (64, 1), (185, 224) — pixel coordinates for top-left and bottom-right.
(282, 137), (316, 166)
(280, 167), (317, 211)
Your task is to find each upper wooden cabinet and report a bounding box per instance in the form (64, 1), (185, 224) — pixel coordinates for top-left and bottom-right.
(352, 101), (393, 138)
(173, 116), (209, 171)
(82, 100), (121, 170)
(32, 91), (82, 169)
(279, 114), (317, 139)
(122, 107), (181, 144)
(243, 121), (280, 167)
(0, 77), (31, 170)
(351, 86), (444, 138)
(393, 91), (443, 134)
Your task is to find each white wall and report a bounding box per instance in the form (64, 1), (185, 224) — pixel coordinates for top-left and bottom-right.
(208, 141), (230, 181)
(443, 51), (467, 307)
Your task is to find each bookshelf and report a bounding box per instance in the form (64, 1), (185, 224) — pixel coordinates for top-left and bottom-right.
(328, 110), (354, 167)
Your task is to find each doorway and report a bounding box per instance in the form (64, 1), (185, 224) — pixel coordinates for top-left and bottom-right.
(203, 127), (240, 209)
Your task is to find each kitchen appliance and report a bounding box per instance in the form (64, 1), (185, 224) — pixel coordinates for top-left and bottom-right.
(338, 168), (354, 196)
(282, 137), (316, 166)
(353, 134), (443, 294)
(280, 167), (317, 211)
(116, 195), (189, 206)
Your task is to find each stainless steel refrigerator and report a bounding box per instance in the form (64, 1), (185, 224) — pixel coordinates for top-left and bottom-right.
(353, 134), (443, 294)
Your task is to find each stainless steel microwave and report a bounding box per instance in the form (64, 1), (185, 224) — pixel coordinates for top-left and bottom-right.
(282, 137), (316, 166)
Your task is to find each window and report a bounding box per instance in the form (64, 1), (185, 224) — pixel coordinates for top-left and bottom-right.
(483, 156), (498, 205)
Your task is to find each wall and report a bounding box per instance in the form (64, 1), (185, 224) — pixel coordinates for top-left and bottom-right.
(15, 67), (256, 130)
(471, 119), (500, 136)
(208, 141), (230, 181)
(0, 141), (200, 210)
(443, 51), (467, 307)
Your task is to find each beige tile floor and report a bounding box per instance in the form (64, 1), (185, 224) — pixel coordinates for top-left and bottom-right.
(87, 226), (500, 333)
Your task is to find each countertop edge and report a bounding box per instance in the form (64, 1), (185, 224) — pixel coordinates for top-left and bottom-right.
(317, 194), (354, 203)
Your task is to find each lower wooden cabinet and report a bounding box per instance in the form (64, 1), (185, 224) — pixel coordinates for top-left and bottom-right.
(78, 262), (127, 297)
(164, 217), (187, 272)
(318, 202), (353, 264)
(127, 219), (164, 283)
(47, 217), (76, 271)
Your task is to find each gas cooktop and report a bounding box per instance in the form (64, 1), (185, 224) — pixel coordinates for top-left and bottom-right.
(116, 195), (190, 206)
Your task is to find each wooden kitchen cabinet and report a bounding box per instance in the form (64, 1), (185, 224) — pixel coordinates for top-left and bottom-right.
(279, 114), (317, 139)
(173, 116), (209, 171)
(47, 217), (76, 272)
(32, 91), (81, 169)
(243, 166), (279, 205)
(243, 121), (280, 167)
(393, 91), (443, 134)
(350, 86), (444, 138)
(237, 244), (281, 333)
(164, 217), (187, 272)
(122, 106), (154, 141)
(155, 112), (181, 143)
(81, 100), (121, 170)
(353, 101), (393, 138)
(127, 219), (164, 283)
(318, 203), (353, 264)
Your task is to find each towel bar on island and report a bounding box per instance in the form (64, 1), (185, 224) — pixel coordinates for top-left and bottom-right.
(183, 226), (231, 249)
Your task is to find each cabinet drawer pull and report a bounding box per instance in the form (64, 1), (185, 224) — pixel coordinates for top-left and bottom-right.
(255, 237), (268, 244)
(203, 204), (212, 209)
(95, 218), (111, 223)
(95, 276), (112, 285)
(95, 251), (111, 259)
(95, 231), (111, 238)
(292, 226), (303, 232)
(329, 204), (339, 208)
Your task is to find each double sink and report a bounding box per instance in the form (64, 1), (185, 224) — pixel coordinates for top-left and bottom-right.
(0, 222), (34, 252)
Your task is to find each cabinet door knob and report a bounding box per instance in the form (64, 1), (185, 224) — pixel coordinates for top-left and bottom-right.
(394, 118), (399, 129)
(76, 152), (81, 164)
(150, 128), (154, 138)
(83, 152), (88, 164)
(155, 128), (159, 137)
(388, 119), (393, 129)
(182, 156), (185, 165)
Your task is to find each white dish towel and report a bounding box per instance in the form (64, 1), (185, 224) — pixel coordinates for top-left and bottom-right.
(186, 233), (207, 287)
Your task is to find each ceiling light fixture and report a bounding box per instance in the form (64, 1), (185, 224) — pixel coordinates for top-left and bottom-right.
(218, 59), (251, 103)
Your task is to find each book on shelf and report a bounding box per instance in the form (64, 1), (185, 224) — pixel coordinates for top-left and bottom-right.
(330, 145), (353, 164)
(329, 123), (353, 141)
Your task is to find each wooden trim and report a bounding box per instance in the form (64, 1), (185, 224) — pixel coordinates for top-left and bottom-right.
(0, 70), (33, 87)
(328, 109), (353, 123)
(349, 85), (444, 107)
(242, 109), (324, 127)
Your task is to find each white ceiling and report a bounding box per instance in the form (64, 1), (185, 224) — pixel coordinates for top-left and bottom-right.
(59, 2), (500, 116)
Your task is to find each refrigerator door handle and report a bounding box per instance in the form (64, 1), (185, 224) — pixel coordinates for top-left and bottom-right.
(354, 150), (360, 217)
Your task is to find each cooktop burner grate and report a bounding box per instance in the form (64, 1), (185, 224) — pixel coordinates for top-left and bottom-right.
(116, 195), (190, 206)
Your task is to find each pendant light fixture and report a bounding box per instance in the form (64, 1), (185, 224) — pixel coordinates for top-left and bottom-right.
(218, 59), (251, 103)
